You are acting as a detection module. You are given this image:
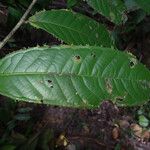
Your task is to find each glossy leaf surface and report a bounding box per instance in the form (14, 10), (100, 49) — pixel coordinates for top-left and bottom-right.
(0, 46), (149, 108)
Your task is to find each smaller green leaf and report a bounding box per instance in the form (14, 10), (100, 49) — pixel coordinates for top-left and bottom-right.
(133, 10), (146, 24)
(29, 10), (112, 47)
(125, 0), (139, 11)
(67, 0), (78, 8)
(87, 0), (127, 24)
(135, 0), (150, 14)
(7, 6), (23, 27)
(139, 115), (149, 127)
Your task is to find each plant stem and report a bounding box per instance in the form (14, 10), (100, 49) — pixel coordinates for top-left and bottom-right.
(0, 0), (37, 50)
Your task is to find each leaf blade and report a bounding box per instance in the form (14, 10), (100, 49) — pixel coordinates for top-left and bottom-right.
(28, 10), (112, 46)
(134, 0), (150, 14)
(0, 46), (149, 108)
(87, 0), (127, 24)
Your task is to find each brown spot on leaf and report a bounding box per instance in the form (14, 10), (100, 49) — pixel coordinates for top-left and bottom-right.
(115, 96), (124, 101)
(46, 79), (53, 88)
(91, 52), (96, 58)
(73, 55), (81, 63)
(50, 85), (53, 88)
(75, 55), (80, 60)
(129, 57), (137, 68)
(47, 80), (52, 83)
(112, 127), (120, 139)
(130, 123), (142, 138)
(105, 79), (113, 94)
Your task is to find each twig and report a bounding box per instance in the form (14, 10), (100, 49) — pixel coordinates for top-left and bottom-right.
(0, 0), (37, 50)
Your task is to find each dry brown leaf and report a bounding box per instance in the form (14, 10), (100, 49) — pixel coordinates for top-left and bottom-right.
(112, 127), (119, 139)
(130, 123), (142, 137)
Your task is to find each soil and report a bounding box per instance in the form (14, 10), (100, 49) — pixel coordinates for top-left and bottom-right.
(0, 0), (150, 149)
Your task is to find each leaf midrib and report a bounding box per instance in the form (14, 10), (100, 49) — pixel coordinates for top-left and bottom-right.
(0, 72), (148, 82)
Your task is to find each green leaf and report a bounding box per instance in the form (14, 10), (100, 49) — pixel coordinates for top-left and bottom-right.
(28, 10), (112, 47)
(87, 0), (127, 24)
(139, 115), (149, 127)
(7, 6), (23, 27)
(134, 0), (150, 14)
(67, 0), (78, 8)
(0, 46), (149, 108)
(124, 0), (139, 11)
